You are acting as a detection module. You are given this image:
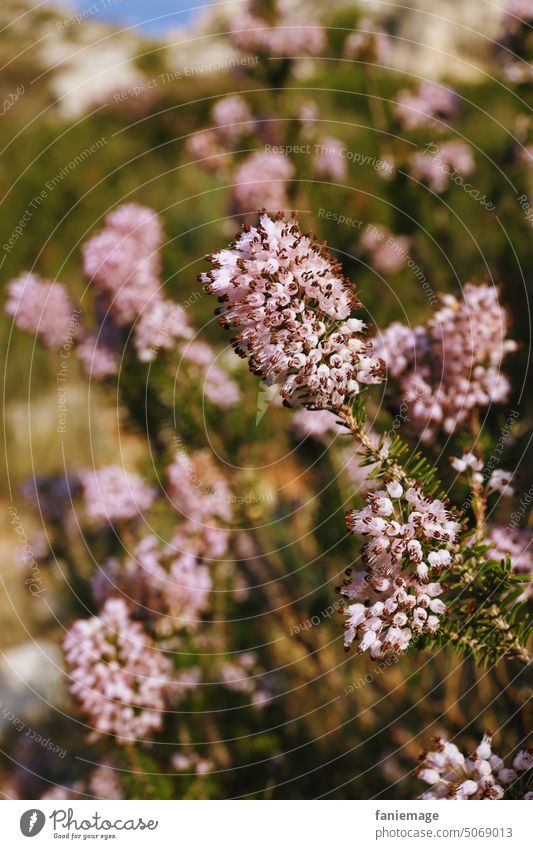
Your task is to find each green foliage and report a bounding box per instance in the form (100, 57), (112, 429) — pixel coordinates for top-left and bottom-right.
(438, 545), (532, 667)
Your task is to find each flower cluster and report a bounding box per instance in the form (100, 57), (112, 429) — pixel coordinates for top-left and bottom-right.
(410, 140), (475, 193)
(292, 408), (346, 442)
(5, 204), (242, 403)
(185, 96), (255, 174)
(395, 81), (459, 131)
(79, 464), (156, 525)
(313, 137), (348, 181)
(505, 0), (533, 21)
(82, 202), (163, 326)
(218, 651), (275, 709)
(360, 225), (411, 275)
(5, 273), (79, 349)
(342, 481), (460, 657)
(487, 525), (533, 600)
(229, 11), (325, 57)
(211, 95), (254, 144)
(202, 213), (384, 409)
(373, 283), (516, 442)
(63, 598), (173, 743)
(168, 450), (233, 528)
(76, 334), (119, 378)
(134, 299), (192, 362)
(231, 152), (295, 215)
(185, 130), (228, 172)
(88, 761), (124, 800)
(179, 340), (240, 409)
(416, 735), (533, 799)
(452, 452), (515, 496)
(92, 534), (212, 636)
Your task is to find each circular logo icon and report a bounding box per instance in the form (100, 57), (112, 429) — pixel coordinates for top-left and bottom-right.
(20, 810), (46, 837)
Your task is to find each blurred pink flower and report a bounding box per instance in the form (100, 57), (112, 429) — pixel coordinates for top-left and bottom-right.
(93, 534), (212, 636)
(79, 465), (155, 524)
(372, 284), (516, 442)
(168, 450), (233, 525)
(360, 225), (411, 275)
(134, 299), (192, 362)
(76, 334), (119, 379)
(410, 140), (475, 193)
(486, 525), (533, 600)
(63, 598), (173, 743)
(313, 137), (347, 181)
(395, 81), (459, 131)
(82, 203), (163, 325)
(229, 12), (325, 57)
(5, 273), (80, 349)
(186, 130), (228, 173)
(180, 340), (241, 408)
(231, 152), (295, 215)
(416, 734), (532, 799)
(211, 95), (254, 144)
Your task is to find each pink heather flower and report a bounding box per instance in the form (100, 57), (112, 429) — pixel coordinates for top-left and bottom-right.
(93, 534), (212, 636)
(410, 140), (475, 193)
(211, 95), (254, 145)
(179, 339), (215, 367)
(373, 284), (516, 442)
(202, 213), (384, 409)
(343, 18), (390, 63)
(360, 226), (411, 275)
(229, 12), (325, 57)
(172, 519), (231, 562)
(218, 652), (274, 708)
(82, 203), (163, 326)
(371, 322), (422, 379)
(171, 752), (213, 775)
(519, 144), (533, 163)
(76, 334), (119, 379)
(89, 761), (124, 800)
(487, 469), (514, 496)
(168, 450), (233, 525)
(486, 526), (533, 600)
(416, 735), (532, 799)
(450, 452), (483, 474)
(5, 273), (80, 349)
(231, 152), (295, 215)
(185, 130), (228, 172)
(504, 0), (533, 25)
(313, 137), (348, 182)
(63, 597), (173, 743)
(342, 484), (459, 657)
(105, 204), (163, 246)
(395, 81), (459, 131)
(79, 465), (155, 524)
(292, 409), (346, 441)
(180, 340), (240, 408)
(203, 365), (241, 408)
(134, 299), (192, 362)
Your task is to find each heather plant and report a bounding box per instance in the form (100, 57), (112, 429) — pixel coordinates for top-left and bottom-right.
(202, 212), (531, 668)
